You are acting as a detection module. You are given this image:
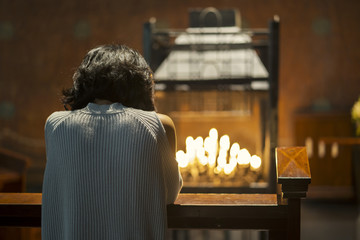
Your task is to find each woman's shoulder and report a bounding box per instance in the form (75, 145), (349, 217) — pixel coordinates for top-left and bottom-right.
(125, 108), (163, 134)
(45, 110), (74, 132)
(46, 110), (72, 123)
(156, 113), (176, 153)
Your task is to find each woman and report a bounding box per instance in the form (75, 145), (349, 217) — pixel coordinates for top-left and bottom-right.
(42, 44), (182, 240)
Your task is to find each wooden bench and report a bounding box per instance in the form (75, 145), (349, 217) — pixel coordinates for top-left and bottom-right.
(0, 147), (311, 240)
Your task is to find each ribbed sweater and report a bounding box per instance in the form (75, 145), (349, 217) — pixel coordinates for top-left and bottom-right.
(42, 103), (182, 240)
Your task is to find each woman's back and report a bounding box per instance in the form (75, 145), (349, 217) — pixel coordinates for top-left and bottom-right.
(42, 103), (182, 240)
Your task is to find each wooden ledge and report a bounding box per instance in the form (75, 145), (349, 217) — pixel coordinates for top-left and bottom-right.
(0, 193), (278, 207)
(0, 193), (42, 227)
(0, 193), (42, 205)
(174, 193), (277, 206)
(168, 193), (288, 230)
(0, 193), (287, 229)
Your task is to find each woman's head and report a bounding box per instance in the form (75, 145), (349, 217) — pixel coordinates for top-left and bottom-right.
(62, 44), (155, 111)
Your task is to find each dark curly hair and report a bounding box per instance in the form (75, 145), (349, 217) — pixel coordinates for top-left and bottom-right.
(62, 44), (155, 111)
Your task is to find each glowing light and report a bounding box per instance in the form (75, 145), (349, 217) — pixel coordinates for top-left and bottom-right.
(197, 148), (208, 165)
(209, 128), (218, 140)
(185, 136), (196, 162)
(237, 148), (251, 165)
(196, 147), (205, 158)
(204, 135), (217, 159)
(229, 157), (237, 167)
(199, 155), (209, 165)
(176, 150), (189, 168)
(214, 165), (222, 174)
(176, 127), (263, 181)
(230, 143), (240, 157)
(194, 136), (204, 149)
(186, 136), (194, 148)
(208, 154), (216, 166)
(203, 137), (212, 153)
(224, 164), (235, 175)
(217, 148), (227, 167)
(250, 155), (262, 170)
(219, 135), (230, 150)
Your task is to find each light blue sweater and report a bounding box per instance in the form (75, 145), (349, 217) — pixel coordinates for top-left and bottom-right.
(42, 103), (182, 240)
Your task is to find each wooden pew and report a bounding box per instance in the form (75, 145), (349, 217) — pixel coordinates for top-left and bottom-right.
(0, 147), (311, 240)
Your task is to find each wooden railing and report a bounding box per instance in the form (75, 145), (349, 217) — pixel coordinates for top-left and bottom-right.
(0, 147), (311, 240)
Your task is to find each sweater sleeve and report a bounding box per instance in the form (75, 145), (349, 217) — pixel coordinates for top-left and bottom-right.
(44, 111), (72, 155)
(156, 115), (183, 204)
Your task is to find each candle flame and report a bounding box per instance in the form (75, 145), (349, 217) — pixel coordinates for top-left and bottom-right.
(209, 128), (218, 140)
(250, 155), (261, 170)
(230, 143), (240, 157)
(219, 135), (230, 151)
(237, 148), (251, 165)
(176, 150), (189, 168)
(176, 128), (262, 177)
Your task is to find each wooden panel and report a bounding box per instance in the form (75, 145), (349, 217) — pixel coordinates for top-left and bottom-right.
(294, 112), (353, 188)
(167, 205), (288, 230)
(174, 193), (277, 206)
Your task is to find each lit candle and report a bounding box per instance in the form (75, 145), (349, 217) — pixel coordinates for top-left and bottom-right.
(237, 148), (251, 166)
(197, 148), (208, 166)
(209, 128), (218, 156)
(194, 136), (204, 149)
(209, 128), (218, 141)
(219, 135), (230, 151)
(208, 154), (216, 166)
(217, 149), (227, 168)
(224, 164), (234, 175)
(185, 136), (196, 163)
(176, 150), (189, 168)
(250, 155), (261, 170)
(230, 143), (240, 158)
(176, 127), (263, 184)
